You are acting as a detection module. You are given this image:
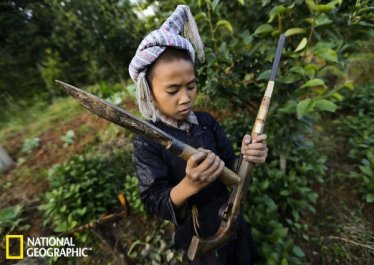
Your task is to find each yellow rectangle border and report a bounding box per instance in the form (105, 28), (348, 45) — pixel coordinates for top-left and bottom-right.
(6, 235), (24, 259)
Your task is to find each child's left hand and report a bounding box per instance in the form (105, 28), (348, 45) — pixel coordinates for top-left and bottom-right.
(241, 134), (268, 165)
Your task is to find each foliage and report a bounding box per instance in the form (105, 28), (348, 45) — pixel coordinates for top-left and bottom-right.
(60, 130), (75, 147)
(0, 96), (82, 146)
(243, 139), (325, 264)
(127, 221), (186, 265)
(335, 82), (374, 203)
(0, 0), (144, 105)
(87, 82), (131, 105)
(351, 151), (374, 203)
(40, 48), (63, 97)
(21, 137), (41, 153)
(39, 150), (136, 242)
(124, 175), (145, 214)
(0, 204), (29, 235)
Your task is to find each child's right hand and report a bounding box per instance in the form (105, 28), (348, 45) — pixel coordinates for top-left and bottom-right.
(185, 148), (225, 193)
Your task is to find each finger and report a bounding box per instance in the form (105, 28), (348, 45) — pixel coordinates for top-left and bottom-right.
(200, 155), (222, 181)
(243, 149), (267, 157)
(197, 152), (216, 172)
(241, 134), (251, 153)
(243, 155), (266, 164)
(253, 134), (267, 143)
(244, 143), (267, 151)
(207, 160), (225, 183)
(198, 147), (211, 153)
(188, 151), (208, 167)
(243, 134), (251, 144)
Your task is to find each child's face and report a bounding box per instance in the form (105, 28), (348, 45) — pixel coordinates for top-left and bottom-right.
(150, 59), (196, 120)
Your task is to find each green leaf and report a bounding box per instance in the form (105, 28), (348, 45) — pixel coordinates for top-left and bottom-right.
(216, 19), (233, 33)
(343, 80), (354, 89)
(281, 258), (289, 265)
(284, 28), (306, 37)
(280, 190), (290, 196)
(366, 194), (374, 203)
(254, 24), (274, 36)
(332, 92), (344, 101)
(304, 64), (319, 78)
(359, 165), (373, 177)
(289, 66), (306, 76)
(305, 0), (317, 11)
(315, 13), (333, 27)
(268, 5), (288, 23)
(315, 48), (338, 63)
(279, 100), (297, 113)
(315, 99), (337, 112)
(194, 12), (208, 22)
(237, 0), (244, 5)
(260, 179), (270, 190)
(316, 1), (338, 12)
(55, 222), (67, 232)
(281, 73), (301, 84)
(257, 69), (271, 80)
(292, 245), (306, 257)
(301, 78), (325, 88)
(212, 0), (220, 11)
(295, 37), (307, 52)
(0, 205), (22, 223)
(60, 205), (67, 213)
(297, 98), (315, 118)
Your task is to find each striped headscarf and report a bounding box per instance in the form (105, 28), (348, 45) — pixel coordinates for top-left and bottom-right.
(129, 5), (204, 122)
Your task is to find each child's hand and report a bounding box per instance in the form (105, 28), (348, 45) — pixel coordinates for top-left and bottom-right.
(185, 148), (225, 193)
(241, 134), (268, 165)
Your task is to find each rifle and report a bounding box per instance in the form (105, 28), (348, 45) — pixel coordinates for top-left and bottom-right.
(55, 80), (240, 187)
(187, 34), (286, 260)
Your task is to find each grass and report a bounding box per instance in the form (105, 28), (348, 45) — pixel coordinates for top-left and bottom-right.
(348, 41), (374, 86)
(0, 97), (84, 146)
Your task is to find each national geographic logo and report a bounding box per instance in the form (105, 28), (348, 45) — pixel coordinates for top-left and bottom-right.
(5, 235), (92, 260)
(6, 235), (24, 259)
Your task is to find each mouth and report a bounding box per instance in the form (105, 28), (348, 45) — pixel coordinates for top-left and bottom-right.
(178, 107), (191, 114)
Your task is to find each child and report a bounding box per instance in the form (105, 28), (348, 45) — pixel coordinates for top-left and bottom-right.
(129, 5), (267, 265)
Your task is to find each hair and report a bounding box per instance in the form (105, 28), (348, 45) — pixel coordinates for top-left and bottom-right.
(146, 47), (194, 88)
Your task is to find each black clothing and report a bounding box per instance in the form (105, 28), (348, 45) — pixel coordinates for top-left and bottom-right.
(134, 112), (257, 264)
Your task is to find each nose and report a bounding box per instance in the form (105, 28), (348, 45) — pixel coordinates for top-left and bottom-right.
(179, 88), (192, 105)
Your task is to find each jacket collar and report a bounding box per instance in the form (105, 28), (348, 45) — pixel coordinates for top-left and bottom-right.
(156, 110), (199, 131)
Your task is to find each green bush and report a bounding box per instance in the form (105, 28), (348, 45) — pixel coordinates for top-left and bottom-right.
(336, 83), (374, 203)
(0, 204), (29, 236)
(39, 150), (137, 241)
(124, 175), (145, 214)
(22, 137), (41, 153)
(243, 141), (325, 264)
(351, 151), (374, 203)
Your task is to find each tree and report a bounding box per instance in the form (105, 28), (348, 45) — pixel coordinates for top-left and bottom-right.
(0, 0), (145, 103)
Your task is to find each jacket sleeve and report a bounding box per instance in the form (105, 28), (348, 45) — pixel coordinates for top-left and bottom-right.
(133, 135), (188, 226)
(208, 113), (238, 171)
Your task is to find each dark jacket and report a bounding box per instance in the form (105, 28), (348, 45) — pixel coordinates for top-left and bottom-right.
(134, 112), (257, 265)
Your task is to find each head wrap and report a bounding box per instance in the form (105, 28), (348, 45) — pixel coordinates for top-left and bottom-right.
(129, 5), (204, 121)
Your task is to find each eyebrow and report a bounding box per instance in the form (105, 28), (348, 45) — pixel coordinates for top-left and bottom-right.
(165, 78), (197, 89)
